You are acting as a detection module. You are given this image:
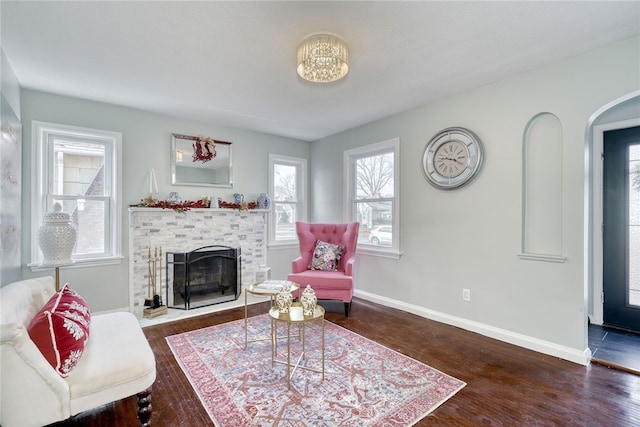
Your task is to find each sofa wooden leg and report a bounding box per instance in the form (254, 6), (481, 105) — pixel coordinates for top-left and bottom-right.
(344, 302), (351, 317)
(137, 387), (153, 427)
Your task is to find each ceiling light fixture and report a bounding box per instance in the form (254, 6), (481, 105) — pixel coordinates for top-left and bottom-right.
(297, 34), (349, 83)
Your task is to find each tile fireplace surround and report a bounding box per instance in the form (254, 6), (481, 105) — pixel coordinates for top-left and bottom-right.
(128, 208), (267, 319)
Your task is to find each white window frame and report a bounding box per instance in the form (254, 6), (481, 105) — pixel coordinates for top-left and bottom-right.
(268, 154), (307, 248)
(30, 121), (123, 268)
(344, 137), (401, 259)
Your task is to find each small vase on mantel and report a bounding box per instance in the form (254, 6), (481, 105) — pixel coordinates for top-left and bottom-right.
(276, 284), (293, 314)
(300, 285), (317, 316)
(257, 193), (268, 209)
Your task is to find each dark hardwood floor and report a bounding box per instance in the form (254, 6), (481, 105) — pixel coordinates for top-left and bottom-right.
(52, 298), (640, 426)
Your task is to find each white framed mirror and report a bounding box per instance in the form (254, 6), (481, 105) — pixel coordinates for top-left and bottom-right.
(171, 133), (233, 187)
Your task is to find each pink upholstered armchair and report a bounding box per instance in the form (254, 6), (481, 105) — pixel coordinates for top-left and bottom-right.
(287, 222), (359, 316)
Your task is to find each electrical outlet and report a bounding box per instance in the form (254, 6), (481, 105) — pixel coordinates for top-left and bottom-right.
(462, 288), (471, 301)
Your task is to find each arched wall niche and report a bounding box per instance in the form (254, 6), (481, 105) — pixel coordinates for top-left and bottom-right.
(520, 112), (566, 262)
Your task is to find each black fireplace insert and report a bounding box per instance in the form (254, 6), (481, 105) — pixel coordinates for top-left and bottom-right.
(166, 245), (241, 310)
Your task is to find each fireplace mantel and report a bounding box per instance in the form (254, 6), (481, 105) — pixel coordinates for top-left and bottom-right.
(128, 208), (268, 318)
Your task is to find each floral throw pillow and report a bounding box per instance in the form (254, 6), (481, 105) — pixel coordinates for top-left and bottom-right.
(309, 240), (346, 271)
(28, 283), (91, 377)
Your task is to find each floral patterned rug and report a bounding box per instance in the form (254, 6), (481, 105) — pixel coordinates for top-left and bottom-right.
(166, 314), (466, 426)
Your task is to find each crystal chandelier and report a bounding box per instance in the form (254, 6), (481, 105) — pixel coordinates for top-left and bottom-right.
(297, 34), (349, 83)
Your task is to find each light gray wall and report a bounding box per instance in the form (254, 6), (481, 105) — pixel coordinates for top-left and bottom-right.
(19, 90), (310, 311)
(310, 36), (640, 353)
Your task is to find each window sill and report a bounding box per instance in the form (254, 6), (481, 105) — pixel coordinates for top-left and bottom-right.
(517, 253), (567, 263)
(29, 256), (125, 272)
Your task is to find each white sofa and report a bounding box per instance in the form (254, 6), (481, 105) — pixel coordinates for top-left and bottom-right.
(0, 276), (156, 427)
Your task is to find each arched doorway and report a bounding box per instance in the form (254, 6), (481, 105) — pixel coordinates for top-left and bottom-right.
(585, 91), (640, 372)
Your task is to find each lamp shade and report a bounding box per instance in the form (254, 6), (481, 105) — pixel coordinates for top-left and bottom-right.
(297, 34), (349, 83)
(37, 202), (77, 266)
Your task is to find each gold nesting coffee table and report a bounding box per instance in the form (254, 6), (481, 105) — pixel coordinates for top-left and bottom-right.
(244, 280), (300, 348)
(269, 302), (325, 389)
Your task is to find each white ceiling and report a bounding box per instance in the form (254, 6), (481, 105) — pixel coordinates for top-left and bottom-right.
(2, 1), (639, 141)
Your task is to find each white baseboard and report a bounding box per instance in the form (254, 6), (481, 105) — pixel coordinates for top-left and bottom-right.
(355, 290), (592, 366)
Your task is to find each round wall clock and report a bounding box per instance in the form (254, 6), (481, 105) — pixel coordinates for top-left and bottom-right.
(421, 127), (484, 190)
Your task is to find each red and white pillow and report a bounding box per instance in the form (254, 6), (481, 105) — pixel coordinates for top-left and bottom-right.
(28, 283), (91, 377)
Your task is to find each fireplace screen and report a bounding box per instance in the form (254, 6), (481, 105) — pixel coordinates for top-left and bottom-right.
(166, 245), (241, 310)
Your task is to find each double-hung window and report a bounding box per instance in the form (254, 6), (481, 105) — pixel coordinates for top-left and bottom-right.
(344, 137), (400, 258)
(268, 154), (307, 246)
(31, 121), (122, 266)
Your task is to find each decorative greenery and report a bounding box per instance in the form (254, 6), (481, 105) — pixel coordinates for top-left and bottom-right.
(219, 200), (258, 211)
(131, 196), (258, 212)
(131, 197), (209, 212)
(192, 135), (217, 163)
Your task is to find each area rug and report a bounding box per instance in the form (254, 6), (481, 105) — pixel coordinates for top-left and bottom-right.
(166, 314), (466, 426)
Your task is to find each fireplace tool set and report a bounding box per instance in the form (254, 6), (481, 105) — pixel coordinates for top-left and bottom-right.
(143, 246), (168, 319)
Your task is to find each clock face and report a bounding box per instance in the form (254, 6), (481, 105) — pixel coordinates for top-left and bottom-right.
(422, 127), (484, 190)
(433, 140), (470, 178)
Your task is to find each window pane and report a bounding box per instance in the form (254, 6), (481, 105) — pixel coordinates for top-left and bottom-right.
(53, 140), (105, 196)
(75, 199), (107, 256)
(355, 201), (393, 246)
(274, 202), (297, 241)
(345, 138), (399, 255)
(355, 152), (394, 199)
(53, 197), (106, 256)
(628, 144), (640, 307)
(274, 164), (297, 201)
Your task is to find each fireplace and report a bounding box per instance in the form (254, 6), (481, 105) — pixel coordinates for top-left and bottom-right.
(129, 207), (266, 318)
(166, 245), (241, 310)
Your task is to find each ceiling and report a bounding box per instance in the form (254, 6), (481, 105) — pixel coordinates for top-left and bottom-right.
(2, 1), (639, 141)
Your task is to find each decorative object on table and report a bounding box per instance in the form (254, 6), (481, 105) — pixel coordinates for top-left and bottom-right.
(166, 314), (466, 427)
(255, 264), (271, 283)
(422, 127), (484, 190)
(37, 202), (77, 291)
(300, 285), (317, 316)
(257, 193), (271, 209)
(276, 284), (293, 313)
(144, 246), (167, 319)
(210, 196), (219, 208)
(233, 193), (244, 204)
(297, 34), (349, 83)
